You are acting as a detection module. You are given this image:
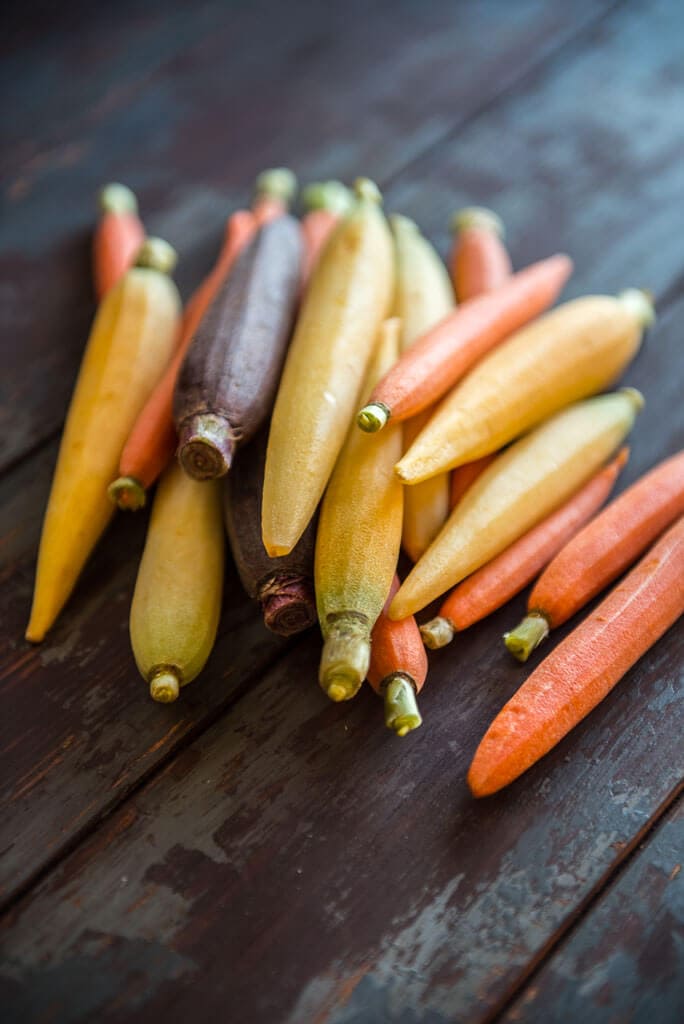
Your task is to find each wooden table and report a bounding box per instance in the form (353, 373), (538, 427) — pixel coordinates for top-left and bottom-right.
(1, 2), (682, 1020)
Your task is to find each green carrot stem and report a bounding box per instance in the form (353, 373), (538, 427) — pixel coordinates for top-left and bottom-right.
(384, 675), (422, 736)
(108, 475), (147, 511)
(357, 402), (390, 433)
(504, 613), (550, 663)
(319, 614), (370, 702)
(419, 616), (455, 650)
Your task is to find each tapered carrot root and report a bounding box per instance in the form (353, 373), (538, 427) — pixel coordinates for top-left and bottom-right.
(449, 454), (497, 511)
(26, 240), (181, 642)
(357, 253), (572, 432)
(93, 183), (145, 299)
(300, 181), (353, 289)
(450, 207), (511, 302)
(505, 448), (684, 662)
(368, 575), (427, 735)
(469, 514), (684, 797)
(420, 449), (628, 648)
(315, 319), (403, 701)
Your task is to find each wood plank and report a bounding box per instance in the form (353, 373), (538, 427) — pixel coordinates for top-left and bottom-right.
(501, 797), (684, 1024)
(0, 0), (613, 472)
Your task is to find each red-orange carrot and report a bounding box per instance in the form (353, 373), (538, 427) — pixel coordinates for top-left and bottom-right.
(421, 450), (628, 649)
(505, 448), (684, 662)
(356, 253), (572, 432)
(252, 167), (297, 225)
(449, 207), (512, 302)
(368, 575), (428, 736)
(449, 453), (497, 511)
(300, 181), (353, 289)
(93, 184), (145, 299)
(469, 513), (684, 797)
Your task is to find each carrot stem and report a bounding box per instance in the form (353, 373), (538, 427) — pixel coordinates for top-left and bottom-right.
(177, 413), (235, 480)
(419, 616), (455, 650)
(319, 614), (370, 701)
(107, 475), (147, 511)
(357, 402), (390, 433)
(99, 182), (138, 215)
(149, 669), (181, 704)
(384, 675), (422, 736)
(504, 614), (550, 662)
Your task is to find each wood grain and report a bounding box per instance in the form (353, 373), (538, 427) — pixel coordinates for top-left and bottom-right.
(502, 796), (683, 1024)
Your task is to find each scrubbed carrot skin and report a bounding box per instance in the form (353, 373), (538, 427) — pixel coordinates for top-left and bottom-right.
(358, 253), (572, 429)
(93, 184), (145, 299)
(520, 448), (684, 634)
(263, 180), (394, 558)
(130, 463), (224, 703)
(391, 214), (454, 561)
(368, 577), (428, 695)
(223, 426), (317, 637)
(449, 454), (497, 511)
(390, 390), (642, 621)
(315, 320), (403, 701)
(450, 207), (511, 302)
(300, 181), (353, 290)
(26, 243), (181, 642)
(423, 449), (627, 646)
(398, 290), (653, 484)
(468, 514), (684, 797)
(111, 211), (255, 509)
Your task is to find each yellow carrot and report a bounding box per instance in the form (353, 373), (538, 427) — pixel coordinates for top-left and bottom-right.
(262, 178), (394, 557)
(315, 319), (403, 701)
(391, 215), (454, 562)
(397, 290), (654, 484)
(130, 463), (224, 702)
(26, 240), (181, 642)
(390, 390), (643, 620)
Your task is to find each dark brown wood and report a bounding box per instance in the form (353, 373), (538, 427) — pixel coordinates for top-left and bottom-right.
(501, 796), (683, 1024)
(0, 0), (612, 473)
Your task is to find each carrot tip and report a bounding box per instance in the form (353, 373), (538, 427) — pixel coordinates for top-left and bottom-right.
(420, 617), (454, 650)
(301, 181), (353, 214)
(618, 288), (656, 328)
(357, 403), (389, 433)
(108, 476), (147, 511)
(98, 182), (138, 215)
(254, 167), (297, 203)
(150, 669), (180, 703)
(319, 619), (370, 702)
(177, 414), (234, 481)
(384, 675), (422, 736)
(504, 614), (550, 663)
(135, 237), (178, 275)
(451, 206), (505, 239)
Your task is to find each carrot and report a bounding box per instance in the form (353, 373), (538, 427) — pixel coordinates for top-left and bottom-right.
(356, 252), (572, 432)
(449, 207), (511, 302)
(108, 168), (293, 510)
(449, 454), (497, 511)
(93, 183), (145, 299)
(300, 181), (353, 289)
(421, 449), (628, 649)
(251, 167), (298, 225)
(505, 448), (684, 662)
(398, 289), (654, 485)
(26, 240), (181, 643)
(389, 390), (642, 621)
(368, 575), (427, 736)
(469, 514), (684, 797)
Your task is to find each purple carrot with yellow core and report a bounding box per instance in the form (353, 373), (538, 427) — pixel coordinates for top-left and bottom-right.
(315, 319), (403, 702)
(390, 214), (454, 562)
(130, 462), (224, 703)
(420, 448), (628, 649)
(390, 389), (643, 621)
(505, 448), (684, 662)
(449, 206), (512, 302)
(224, 426), (317, 637)
(262, 178), (394, 558)
(26, 239), (181, 643)
(174, 202), (302, 481)
(368, 575), (427, 736)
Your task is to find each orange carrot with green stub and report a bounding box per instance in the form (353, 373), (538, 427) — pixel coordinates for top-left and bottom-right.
(421, 449), (628, 649)
(505, 448), (684, 662)
(469, 513), (684, 797)
(93, 183), (145, 299)
(449, 207), (511, 302)
(368, 575), (427, 736)
(300, 181), (353, 289)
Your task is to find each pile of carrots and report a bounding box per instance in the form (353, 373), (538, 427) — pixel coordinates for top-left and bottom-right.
(25, 170), (684, 799)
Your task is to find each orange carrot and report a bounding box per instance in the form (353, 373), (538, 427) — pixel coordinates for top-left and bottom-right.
(356, 253), (572, 431)
(368, 575), (428, 736)
(421, 449), (628, 649)
(505, 448), (684, 662)
(449, 454), (497, 511)
(469, 513), (684, 797)
(300, 181), (353, 289)
(93, 184), (145, 299)
(449, 207), (512, 302)
(252, 167), (297, 225)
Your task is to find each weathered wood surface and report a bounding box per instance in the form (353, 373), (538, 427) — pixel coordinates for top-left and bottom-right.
(504, 795), (683, 1024)
(0, 0), (611, 473)
(0, 0), (621, 905)
(1, 0), (683, 1021)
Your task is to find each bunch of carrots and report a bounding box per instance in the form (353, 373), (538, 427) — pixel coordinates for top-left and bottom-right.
(26, 169), (684, 798)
